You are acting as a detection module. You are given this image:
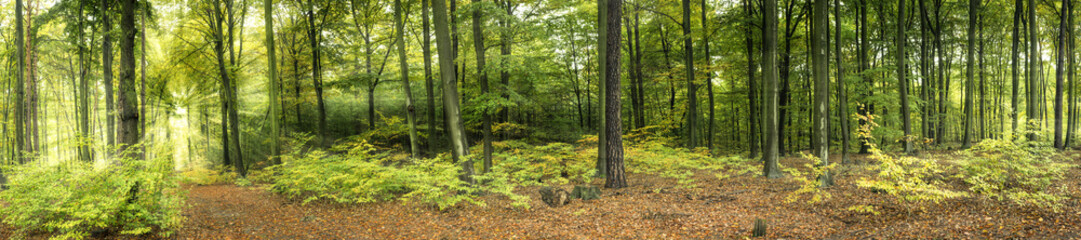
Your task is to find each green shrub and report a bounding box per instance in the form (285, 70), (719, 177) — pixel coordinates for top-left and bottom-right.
(782, 153), (837, 204)
(489, 141), (595, 186)
(266, 139), (529, 210)
(0, 150), (185, 239)
(625, 141), (753, 188)
(956, 138), (1071, 209)
(854, 113), (966, 204)
(179, 166), (237, 186)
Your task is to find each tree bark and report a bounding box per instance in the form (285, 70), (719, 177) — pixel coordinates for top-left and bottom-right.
(596, 0), (608, 177)
(745, 0), (759, 158)
(898, 0), (912, 153)
(682, 0), (698, 149)
(702, 0), (715, 153)
(812, 0), (831, 186)
(432, 0), (473, 183)
(265, 0), (281, 163)
(763, 0), (784, 179)
(119, 0), (139, 159)
(422, 0), (437, 155)
(307, 0), (328, 147)
(396, 0), (421, 158)
(1027, 0), (1038, 141)
(835, 0), (849, 163)
(605, 0), (626, 189)
(473, 0), (494, 172)
(1056, 0), (1067, 149)
(102, 0), (116, 156)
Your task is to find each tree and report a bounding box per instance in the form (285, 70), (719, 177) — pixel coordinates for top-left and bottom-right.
(306, 0), (328, 147)
(265, 0), (282, 163)
(1056, 0), (1068, 149)
(812, 0), (830, 186)
(422, 0), (437, 156)
(962, 0), (977, 150)
(604, 0), (626, 189)
(15, 0), (26, 162)
(762, 0), (783, 179)
(596, 0), (608, 177)
(102, 0), (116, 156)
(682, 0), (698, 149)
(432, 0), (473, 183)
(77, 0), (92, 162)
(1027, 0), (1038, 141)
(473, 0), (494, 172)
(118, 0), (139, 158)
(396, 0), (421, 158)
(835, 0), (850, 163)
(745, 0), (759, 159)
(898, 0), (912, 153)
(210, 0), (243, 175)
(702, 0), (715, 152)
(1012, 0), (1022, 133)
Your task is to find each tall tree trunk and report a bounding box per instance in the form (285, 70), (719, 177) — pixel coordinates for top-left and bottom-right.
(1012, 0), (1022, 134)
(857, 0), (871, 152)
(763, 0), (784, 179)
(432, 0), (473, 183)
(702, 0), (715, 153)
(473, 0), (493, 172)
(605, 0), (626, 189)
(422, 0), (437, 155)
(396, 0), (421, 158)
(265, 0), (281, 163)
(596, 0), (608, 177)
(307, 0), (327, 147)
(14, 0), (25, 162)
(962, 0), (977, 149)
(139, 0), (148, 159)
(835, 0), (849, 163)
(102, 0), (115, 157)
(119, 0), (139, 159)
(682, 0), (698, 149)
(745, 0), (759, 158)
(633, 5), (646, 129)
(1027, 0), (1038, 141)
(1067, 0), (1076, 147)
(812, 0), (831, 186)
(499, 1), (513, 132)
(78, 0), (92, 162)
(898, 0), (912, 153)
(1056, 0), (1067, 149)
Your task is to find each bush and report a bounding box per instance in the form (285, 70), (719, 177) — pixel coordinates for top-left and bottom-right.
(0, 151), (185, 239)
(266, 139), (529, 210)
(956, 138), (1071, 209)
(782, 153), (837, 204)
(624, 141), (753, 188)
(854, 113), (966, 204)
(489, 141), (595, 186)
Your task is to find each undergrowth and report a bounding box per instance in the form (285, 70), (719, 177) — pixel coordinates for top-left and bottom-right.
(0, 145), (186, 239)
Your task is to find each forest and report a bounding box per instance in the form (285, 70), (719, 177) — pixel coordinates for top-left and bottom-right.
(0, 0), (1080, 238)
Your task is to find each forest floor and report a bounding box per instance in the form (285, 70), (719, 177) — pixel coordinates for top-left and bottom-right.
(5, 153), (1081, 239)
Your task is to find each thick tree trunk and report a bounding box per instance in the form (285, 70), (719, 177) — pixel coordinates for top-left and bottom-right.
(102, 0), (115, 156)
(763, 0), (784, 179)
(119, 0), (139, 159)
(432, 0), (473, 183)
(857, 0), (871, 153)
(812, 0), (830, 186)
(835, 0), (849, 163)
(682, 0), (698, 149)
(962, 0), (977, 149)
(1056, 0), (1068, 149)
(605, 0), (626, 189)
(77, 0), (92, 162)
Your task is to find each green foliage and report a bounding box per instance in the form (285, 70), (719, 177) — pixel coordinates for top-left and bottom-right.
(846, 204), (881, 215)
(0, 152), (185, 239)
(624, 141), (753, 189)
(782, 153), (837, 204)
(361, 114), (426, 149)
(179, 166), (237, 186)
(489, 141), (595, 186)
(956, 138), (1071, 209)
(265, 139), (529, 210)
(854, 113), (967, 204)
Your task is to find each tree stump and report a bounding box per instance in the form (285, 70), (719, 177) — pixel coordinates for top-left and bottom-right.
(753, 218), (767, 237)
(571, 185), (601, 200)
(539, 186), (570, 207)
